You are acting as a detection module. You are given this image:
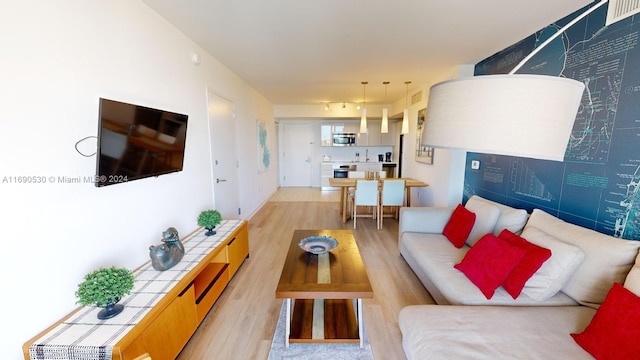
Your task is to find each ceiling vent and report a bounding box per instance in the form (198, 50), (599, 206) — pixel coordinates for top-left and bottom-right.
(411, 91), (422, 105)
(606, 0), (640, 25)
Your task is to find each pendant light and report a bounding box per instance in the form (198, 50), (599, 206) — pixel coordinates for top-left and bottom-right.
(401, 81), (411, 134)
(381, 81), (389, 133)
(359, 81), (368, 133)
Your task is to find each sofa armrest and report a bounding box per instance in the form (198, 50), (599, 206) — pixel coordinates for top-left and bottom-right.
(398, 206), (455, 239)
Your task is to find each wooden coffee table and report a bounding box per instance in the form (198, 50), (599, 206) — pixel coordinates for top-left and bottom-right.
(276, 229), (373, 348)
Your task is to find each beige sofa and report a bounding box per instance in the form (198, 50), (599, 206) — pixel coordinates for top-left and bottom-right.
(397, 196), (640, 359)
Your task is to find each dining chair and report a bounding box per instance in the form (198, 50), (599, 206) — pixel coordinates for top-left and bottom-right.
(347, 170), (367, 212)
(378, 180), (405, 229)
(352, 180), (379, 229)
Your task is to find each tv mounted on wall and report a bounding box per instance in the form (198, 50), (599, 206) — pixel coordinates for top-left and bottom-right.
(95, 98), (188, 187)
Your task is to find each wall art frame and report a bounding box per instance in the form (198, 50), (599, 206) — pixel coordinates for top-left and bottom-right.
(415, 108), (434, 164)
(257, 119), (271, 173)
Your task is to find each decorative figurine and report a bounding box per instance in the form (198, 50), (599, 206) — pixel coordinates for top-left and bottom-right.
(149, 227), (185, 271)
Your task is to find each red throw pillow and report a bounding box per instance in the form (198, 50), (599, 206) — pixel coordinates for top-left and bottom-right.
(454, 234), (526, 299)
(443, 204), (476, 248)
(571, 283), (640, 359)
(498, 229), (552, 299)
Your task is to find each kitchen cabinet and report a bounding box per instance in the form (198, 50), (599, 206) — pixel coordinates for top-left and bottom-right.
(356, 120), (396, 146)
(320, 124), (332, 146)
(320, 122), (359, 147)
(320, 163), (333, 189)
(343, 122), (358, 133)
(381, 123), (396, 146)
(333, 122), (358, 133)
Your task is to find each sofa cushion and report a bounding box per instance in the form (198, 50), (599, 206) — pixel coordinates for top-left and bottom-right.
(571, 283), (640, 359)
(526, 209), (640, 307)
(467, 195), (529, 235)
(498, 229), (552, 299)
(398, 206), (455, 236)
(454, 234), (526, 299)
(442, 204), (476, 248)
(520, 226), (585, 301)
(399, 305), (596, 360)
(464, 197), (500, 246)
(399, 231), (578, 306)
(623, 251), (640, 296)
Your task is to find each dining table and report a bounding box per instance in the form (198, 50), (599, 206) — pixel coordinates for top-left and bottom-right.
(328, 177), (429, 223)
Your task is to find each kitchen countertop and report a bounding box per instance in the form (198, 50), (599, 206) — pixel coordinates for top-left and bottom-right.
(322, 160), (397, 165)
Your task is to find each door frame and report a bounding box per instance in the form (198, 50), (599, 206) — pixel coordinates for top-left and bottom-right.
(206, 88), (240, 218)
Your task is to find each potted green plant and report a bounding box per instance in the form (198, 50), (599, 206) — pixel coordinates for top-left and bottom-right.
(197, 209), (222, 236)
(75, 266), (135, 320)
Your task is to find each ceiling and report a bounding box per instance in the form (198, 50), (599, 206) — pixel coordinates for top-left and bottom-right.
(143, 0), (591, 106)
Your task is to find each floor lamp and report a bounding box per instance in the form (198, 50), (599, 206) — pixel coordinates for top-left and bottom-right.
(421, 0), (620, 161)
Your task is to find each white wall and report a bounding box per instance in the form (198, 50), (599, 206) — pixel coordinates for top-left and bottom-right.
(0, 2), (276, 359)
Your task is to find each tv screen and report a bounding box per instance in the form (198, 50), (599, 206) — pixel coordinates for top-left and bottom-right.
(95, 98), (188, 187)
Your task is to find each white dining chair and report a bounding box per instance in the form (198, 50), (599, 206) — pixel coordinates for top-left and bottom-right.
(352, 180), (379, 229)
(347, 170), (367, 212)
(378, 180), (405, 229)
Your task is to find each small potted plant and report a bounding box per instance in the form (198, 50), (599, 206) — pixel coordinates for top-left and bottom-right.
(197, 209), (222, 236)
(75, 266), (135, 320)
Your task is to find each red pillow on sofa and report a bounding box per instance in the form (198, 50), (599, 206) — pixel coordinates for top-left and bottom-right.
(443, 204), (476, 248)
(454, 233), (526, 299)
(571, 283), (640, 359)
(498, 229), (552, 299)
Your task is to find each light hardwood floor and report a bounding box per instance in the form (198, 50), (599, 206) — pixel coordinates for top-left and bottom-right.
(177, 187), (434, 360)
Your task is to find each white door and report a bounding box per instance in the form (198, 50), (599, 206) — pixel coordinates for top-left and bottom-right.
(207, 90), (240, 219)
(282, 122), (312, 186)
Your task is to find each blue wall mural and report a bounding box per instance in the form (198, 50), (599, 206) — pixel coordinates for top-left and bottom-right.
(465, 3), (640, 240)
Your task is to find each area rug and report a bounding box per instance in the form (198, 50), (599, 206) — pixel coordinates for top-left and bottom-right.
(267, 302), (374, 360)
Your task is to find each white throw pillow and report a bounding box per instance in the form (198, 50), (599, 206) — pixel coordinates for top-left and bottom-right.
(624, 251), (640, 297)
(520, 226), (585, 301)
(464, 197), (500, 246)
(466, 195), (529, 236)
(526, 209), (640, 306)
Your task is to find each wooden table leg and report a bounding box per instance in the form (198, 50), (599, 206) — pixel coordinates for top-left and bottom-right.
(405, 188), (411, 207)
(342, 188), (349, 223)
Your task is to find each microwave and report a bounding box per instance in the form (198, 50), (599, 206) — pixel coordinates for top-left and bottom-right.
(333, 132), (356, 146)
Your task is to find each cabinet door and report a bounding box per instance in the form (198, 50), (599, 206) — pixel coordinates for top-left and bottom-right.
(356, 131), (368, 146)
(343, 122), (358, 133)
(321, 163), (333, 176)
(320, 163), (333, 188)
(227, 224), (249, 276)
(332, 123), (346, 133)
(381, 123), (395, 146)
(140, 285), (197, 360)
(367, 121), (382, 146)
(320, 124), (332, 146)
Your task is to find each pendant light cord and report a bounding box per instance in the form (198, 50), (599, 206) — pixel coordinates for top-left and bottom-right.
(405, 81), (411, 106)
(362, 81), (367, 106)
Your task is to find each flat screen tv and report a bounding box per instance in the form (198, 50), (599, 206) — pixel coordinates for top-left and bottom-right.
(95, 98), (188, 187)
